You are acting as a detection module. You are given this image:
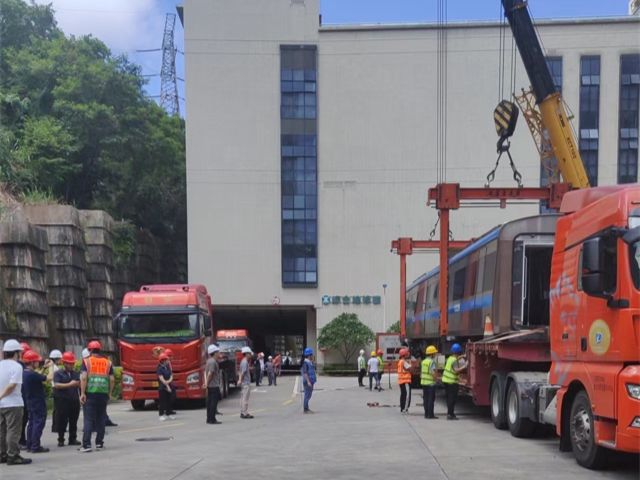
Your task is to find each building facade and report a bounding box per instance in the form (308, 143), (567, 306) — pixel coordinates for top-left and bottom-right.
(178, 0), (640, 363)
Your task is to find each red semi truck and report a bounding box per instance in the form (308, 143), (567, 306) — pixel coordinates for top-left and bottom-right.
(113, 284), (239, 409)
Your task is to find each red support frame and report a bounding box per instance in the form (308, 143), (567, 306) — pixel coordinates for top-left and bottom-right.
(391, 182), (571, 340)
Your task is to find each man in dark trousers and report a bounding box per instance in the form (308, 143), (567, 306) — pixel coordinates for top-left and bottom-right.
(442, 343), (467, 420)
(22, 350), (54, 453)
(53, 352), (81, 446)
(203, 345), (222, 424)
(356, 350), (366, 387)
(17, 342), (30, 451)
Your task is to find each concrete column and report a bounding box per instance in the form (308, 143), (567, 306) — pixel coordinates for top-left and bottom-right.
(306, 307), (318, 365)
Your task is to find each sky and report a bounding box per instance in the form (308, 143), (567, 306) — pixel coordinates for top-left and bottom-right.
(35, 0), (632, 114)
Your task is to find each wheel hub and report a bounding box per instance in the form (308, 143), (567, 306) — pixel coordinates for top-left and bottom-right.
(492, 387), (500, 418)
(571, 407), (591, 452)
(508, 391), (517, 424)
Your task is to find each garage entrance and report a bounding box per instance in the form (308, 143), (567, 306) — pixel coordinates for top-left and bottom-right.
(212, 306), (315, 368)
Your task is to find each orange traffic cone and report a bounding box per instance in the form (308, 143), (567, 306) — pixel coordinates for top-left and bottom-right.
(483, 315), (494, 338)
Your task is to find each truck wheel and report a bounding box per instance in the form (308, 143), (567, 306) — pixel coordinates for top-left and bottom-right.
(569, 391), (608, 469)
(131, 400), (145, 411)
(507, 382), (535, 438)
(491, 380), (507, 430)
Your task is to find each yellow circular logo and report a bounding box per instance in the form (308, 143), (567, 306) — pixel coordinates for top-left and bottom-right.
(588, 320), (611, 356)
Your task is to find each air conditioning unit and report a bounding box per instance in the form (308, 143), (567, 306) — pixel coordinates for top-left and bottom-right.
(631, 0), (640, 15)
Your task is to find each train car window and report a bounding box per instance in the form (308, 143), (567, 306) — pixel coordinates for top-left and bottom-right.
(482, 250), (497, 293)
(430, 278), (439, 309)
(467, 255), (478, 298)
(452, 268), (466, 302)
(475, 247), (486, 295)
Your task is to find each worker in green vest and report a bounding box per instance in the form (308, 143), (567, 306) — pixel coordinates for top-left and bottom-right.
(376, 350), (384, 390)
(421, 346), (439, 419)
(442, 343), (466, 421)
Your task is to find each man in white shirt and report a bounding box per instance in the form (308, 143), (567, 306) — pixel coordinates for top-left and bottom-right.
(366, 351), (380, 392)
(0, 340), (32, 465)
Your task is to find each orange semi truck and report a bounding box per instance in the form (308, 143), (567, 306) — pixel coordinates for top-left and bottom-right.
(113, 284), (239, 409)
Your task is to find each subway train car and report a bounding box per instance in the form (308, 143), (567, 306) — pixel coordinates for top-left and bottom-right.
(405, 214), (561, 355)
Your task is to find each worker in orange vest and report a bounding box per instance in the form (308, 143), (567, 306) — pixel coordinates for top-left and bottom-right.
(397, 348), (412, 414)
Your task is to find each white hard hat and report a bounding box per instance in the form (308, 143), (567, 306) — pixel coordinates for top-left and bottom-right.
(49, 349), (63, 359)
(360, 350), (365, 355)
(241, 346), (252, 354)
(268, 356), (273, 360)
(82, 348), (90, 359)
(207, 345), (220, 355)
(2, 339), (23, 352)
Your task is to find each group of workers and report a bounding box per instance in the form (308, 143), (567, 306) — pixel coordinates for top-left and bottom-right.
(357, 349), (386, 391)
(0, 338), (117, 466)
(251, 352), (280, 387)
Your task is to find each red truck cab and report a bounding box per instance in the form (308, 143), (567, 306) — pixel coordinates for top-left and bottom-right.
(114, 285), (213, 410)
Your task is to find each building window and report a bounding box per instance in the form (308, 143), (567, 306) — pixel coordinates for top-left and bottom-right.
(579, 56), (600, 187)
(540, 57), (562, 214)
(618, 54), (640, 184)
(281, 46), (318, 286)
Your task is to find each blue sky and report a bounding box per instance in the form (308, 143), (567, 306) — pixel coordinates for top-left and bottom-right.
(38, 0), (631, 115)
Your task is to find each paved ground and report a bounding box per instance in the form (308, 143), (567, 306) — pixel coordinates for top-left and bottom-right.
(5, 375), (638, 479)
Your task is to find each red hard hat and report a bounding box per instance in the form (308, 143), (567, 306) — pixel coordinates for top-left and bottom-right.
(399, 348), (409, 357)
(158, 353), (169, 361)
(61, 352), (76, 363)
(164, 349), (174, 357)
(87, 340), (102, 350)
(377, 349), (383, 356)
(22, 350), (42, 363)
(20, 342), (31, 352)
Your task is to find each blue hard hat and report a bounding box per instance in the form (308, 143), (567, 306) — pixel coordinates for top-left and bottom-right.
(304, 347), (313, 356)
(451, 343), (462, 354)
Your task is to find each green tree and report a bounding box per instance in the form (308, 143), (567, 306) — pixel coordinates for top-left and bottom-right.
(318, 313), (375, 364)
(387, 321), (400, 333)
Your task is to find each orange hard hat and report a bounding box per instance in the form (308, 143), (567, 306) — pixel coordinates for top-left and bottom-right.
(22, 350), (42, 363)
(377, 349), (383, 356)
(87, 340), (102, 350)
(61, 352), (76, 363)
(158, 353), (169, 361)
(164, 349), (174, 357)
(20, 342), (31, 352)
(399, 348), (409, 357)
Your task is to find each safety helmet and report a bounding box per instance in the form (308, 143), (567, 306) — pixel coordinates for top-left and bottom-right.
(241, 346), (252, 355)
(49, 349), (63, 359)
(399, 348), (409, 357)
(20, 342), (31, 352)
(158, 353), (169, 361)
(207, 345), (220, 355)
(371, 351), (377, 357)
(377, 349), (383, 356)
(451, 343), (462, 354)
(87, 340), (102, 350)
(259, 352), (264, 358)
(426, 346), (438, 355)
(82, 348), (90, 359)
(61, 352), (76, 364)
(359, 349), (365, 355)
(303, 348), (313, 357)
(2, 339), (23, 352)
(164, 349), (174, 357)
(268, 356), (273, 360)
(23, 350), (42, 363)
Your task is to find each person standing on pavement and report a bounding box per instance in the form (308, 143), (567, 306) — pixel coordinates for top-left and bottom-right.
(421, 346), (439, 419)
(367, 351), (380, 391)
(397, 348), (412, 414)
(238, 347), (254, 419)
(53, 352), (81, 446)
(164, 348), (177, 417)
(203, 345), (222, 425)
(156, 354), (173, 421)
(274, 354), (281, 377)
(0, 339), (31, 465)
(442, 343), (467, 421)
(301, 348), (316, 414)
(357, 350), (366, 387)
(80, 348), (117, 429)
(266, 356), (276, 386)
(79, 340), (115, 452)
(257, 353), (265, 387)
(376, 350), (385, 390)
(17, 342), (30, 451)
(48, 349), (62, 433)
(22, 349), (54, 453)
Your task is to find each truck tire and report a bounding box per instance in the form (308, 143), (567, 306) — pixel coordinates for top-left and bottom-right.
(131, 400), (145, 411)
(569, 391), (608, 469)
(491, 380), (507, 430)
(507, 382), (535, 438)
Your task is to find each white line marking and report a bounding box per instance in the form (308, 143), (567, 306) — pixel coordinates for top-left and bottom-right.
(293, 376), (299, 397)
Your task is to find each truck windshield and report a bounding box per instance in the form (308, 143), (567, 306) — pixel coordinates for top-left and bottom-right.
(631, 240), (640, 290)
(217, 340), (247, 352)
(120, 313), (199, 342)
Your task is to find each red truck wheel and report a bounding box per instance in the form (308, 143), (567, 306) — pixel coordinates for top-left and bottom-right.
(569, 391), (608, 469)
(507, 382), (535, 438)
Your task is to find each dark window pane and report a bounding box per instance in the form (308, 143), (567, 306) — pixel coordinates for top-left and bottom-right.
(305, 195), (317, 208)
(305, 107), (316, 119)
(293, 81), (305, 92)
(305, 82), (316, 92)
(295, 158), (305, 169)
(294, 146), (305, 156)
(294, 195), (305, 209)
(282, 158), (294, 170)
(305, 146), (317, 156)
(282, 182), (294, 194)
(282, 195), (294, 208)
(306, 258), (317, 271)
(295, 257), (305, 271)
(282, 146), (293, 156)
(281, 81), (293, 92)
(294, 210), (305, 220)
(295, 171), (305, 181)
(283, 257), (294, 270)
(305, 209), (317, 219)
(305, 93), (316, 106)
(281, 69), (293, 81)
(283, 272), (294, 283)
(304, 70), (316, 81)
(296, 272), (306, 283)
(305, 171), (316, 181)
(293, 70), (304, 81)
(283, 210), (293, 220)
(305, 158), (316, 170)
(305, 182), (317, 195)
(295, 182), (305, 194)
(282, 170), (294, 181)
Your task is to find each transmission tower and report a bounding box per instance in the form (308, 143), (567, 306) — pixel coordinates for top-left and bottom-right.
(160, 13), (180, 116)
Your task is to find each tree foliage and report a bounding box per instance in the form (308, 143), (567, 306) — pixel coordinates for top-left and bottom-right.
(318, 313), (376, 364)
(0, 0), (186, 244)
(387, 321), (400, 333)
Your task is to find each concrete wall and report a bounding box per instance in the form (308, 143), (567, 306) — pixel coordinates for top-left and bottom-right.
(182, 1), (640, 354)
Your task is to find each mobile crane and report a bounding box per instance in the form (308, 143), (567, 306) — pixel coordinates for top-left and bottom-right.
(394, 0), (640, 470)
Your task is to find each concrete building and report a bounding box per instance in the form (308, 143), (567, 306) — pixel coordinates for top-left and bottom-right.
(177, 0), (640, 364)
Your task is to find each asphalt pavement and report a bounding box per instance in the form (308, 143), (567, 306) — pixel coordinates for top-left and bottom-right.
(3, 375), (638, 480)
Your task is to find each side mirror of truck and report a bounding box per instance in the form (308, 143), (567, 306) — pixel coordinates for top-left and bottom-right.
(581, 237), (611, 299)
(622, 226), (640, 246)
